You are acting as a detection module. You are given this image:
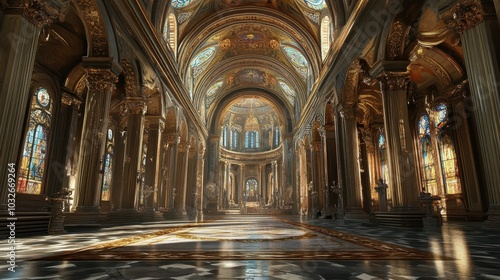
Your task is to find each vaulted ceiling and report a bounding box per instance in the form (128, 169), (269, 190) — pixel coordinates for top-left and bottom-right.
(164, 0), (331, 130)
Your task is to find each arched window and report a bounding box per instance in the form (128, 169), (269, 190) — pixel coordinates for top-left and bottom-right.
(163, 13), (177, 55)
(245, 178), (258, 200)
(418, 114), (438, 194)
(17, 87), (53, 194)
(435, 103), (461, 194)
(221, 125), (228, 147)
(245, 130), (259, 149)
(231, 129), (239, 150)
(321, 16), (332, 60)
(101, 128), (114, 201)
(274, 126), (280, 147)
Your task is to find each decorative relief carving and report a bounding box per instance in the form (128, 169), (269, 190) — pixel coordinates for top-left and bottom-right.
(20, 0), (66, 28)
(378, 73), (409, 93)
(164, 133), (180, 145)
(75, 0), (108, 57)
(85, 68), (117, 92)
(387, 21), (406, 60)
(126, 98), (147, 115)
(121, 59), (140, 97)
(442, 0), (485, 45)
(177, 143), (190, 153)
(61, 93), (82, 108)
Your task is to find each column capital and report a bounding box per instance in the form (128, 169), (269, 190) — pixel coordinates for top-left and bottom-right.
(177, 142), (190, 153)
(163, 133), (180, 145)
(85, 68), (118, 92)
(311, 141), (322, 152)
(378, 72), (410, 92)
(2, 0), (69, 28)
(316, 126), (326, 139)
(125, 98), (147, 115)
(61, 92), (82, 108)
(443, 0), (485, 36)
(338, 105), (356, 120)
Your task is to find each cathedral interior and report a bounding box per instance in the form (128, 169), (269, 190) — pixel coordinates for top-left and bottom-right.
(1, 0), (500, 278)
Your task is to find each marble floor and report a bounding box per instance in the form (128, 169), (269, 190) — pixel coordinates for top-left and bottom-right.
(2, 214), (500, 279)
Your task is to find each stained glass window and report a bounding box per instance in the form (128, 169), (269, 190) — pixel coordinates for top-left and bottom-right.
(245, 130), (259, 149)
(17, 88), (53, 194)
(171, 0), (195, 8)
(321, 16), (332, 60)
(245, 178), (258, 199)
(191, 46), (215, 67)
(101, 128), (114, 201)
(304, 0), (326, 10)
(207, 81), (223, 96)
(377, 132), (391, 200)
(283, 46), (308, 67)
(435, 103), (461, 194)
(163, 13), (177, 52)
(418, 114), (437, 194)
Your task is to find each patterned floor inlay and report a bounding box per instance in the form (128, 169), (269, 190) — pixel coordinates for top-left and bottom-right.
(37, 215), (448, 261)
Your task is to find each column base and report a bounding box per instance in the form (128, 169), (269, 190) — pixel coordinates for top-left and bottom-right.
(344, 208), (369, 221)
(485, 205), (500, 229)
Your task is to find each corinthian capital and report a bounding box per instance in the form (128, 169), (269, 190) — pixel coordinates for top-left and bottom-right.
(177, 142), (190, 153)
(2, 0), (69, 28)
(126, 98), (147, 115)
(445, 0), (485, 35)
(85, 68), (118, 92)
(378, 73), (409, 93)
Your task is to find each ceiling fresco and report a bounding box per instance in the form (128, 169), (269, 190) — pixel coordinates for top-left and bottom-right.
(169, 0), (328, 126)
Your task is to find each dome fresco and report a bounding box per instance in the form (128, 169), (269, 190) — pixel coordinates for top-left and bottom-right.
(207, 81), (224, 96)
(191, 46), (215, 67)
(171, 0), (195, 8)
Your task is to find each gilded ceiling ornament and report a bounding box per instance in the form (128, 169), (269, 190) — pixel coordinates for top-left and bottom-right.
(218, 38), (231, 50)
(76, 0), (108, 57)
(387, 21), (406, 60)
(269, 39), (280, 50)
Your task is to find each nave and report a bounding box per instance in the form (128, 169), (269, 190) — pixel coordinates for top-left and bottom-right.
(4, 214), (500, 279)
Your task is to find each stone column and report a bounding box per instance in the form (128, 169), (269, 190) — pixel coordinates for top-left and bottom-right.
(310, 140), (324, 211)
(174, 142), (189, 216)
(450, 1), (500, 225)
(186, 144), (197, 215)
(119, 98), (146, 211)
(196, 146), (205, 216)
(160, 133), (178, 212)
(144, 117), (164, 211)
(240, 164), (245, 204)
(46, 93), (82, 197)
(373, 67), (420, 209)
(338, 105), (366, 219)
(0, 0), (66, 204)
(360, 128), (377, 210)
(74, 61), (118, 212)
(110, 106), (128, 211)
(259, 164), (264, 198)
(318, 126), (330, 214)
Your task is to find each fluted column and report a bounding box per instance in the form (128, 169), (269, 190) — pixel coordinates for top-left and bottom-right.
(376, 70), (419, 209)
(310, 140), (323, 211)
(174, 142), (189, 216)
(74, 63), (118, 212)
(119, 98), (146, 211)
(449, 0), (500, 225)
(186, 144), (197, 215)
(338, 105), (366, 218)
(318, 126), (330, 214)
(0, 0), (67, 204)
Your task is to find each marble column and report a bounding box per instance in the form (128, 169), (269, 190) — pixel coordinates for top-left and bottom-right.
(325, 125), (338, 210)
(375, 69), (420, 209)
(110, 107), (128, 211)
(74, 62), (118, 212)
(174, 142), (189, 216)
(310, 140), (324, 211)
(259, 164), (264, 199)
(338, 105), (366, 219)
(0, 1), (66, 204)
(455, 2), (500, 225)
(119, 98), (146, 211)
(240, 164), (245, 204)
